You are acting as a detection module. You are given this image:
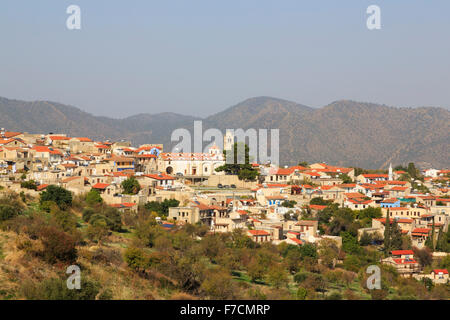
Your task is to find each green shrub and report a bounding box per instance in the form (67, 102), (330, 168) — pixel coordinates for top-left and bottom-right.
(40, 185), (72, 209)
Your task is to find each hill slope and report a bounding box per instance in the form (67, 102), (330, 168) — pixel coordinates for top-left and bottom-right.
(0, 96), (448, 169)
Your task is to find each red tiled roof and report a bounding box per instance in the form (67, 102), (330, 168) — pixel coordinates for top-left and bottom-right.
(397, 218), (414, 224)
(338, 183), (357, 188)
(2, 131), (22, 138)
(347, 199), (373, 205)
(92, 183), (110, 189)
(382, 198), (399, 203)
(95, 144), (110, 149)
(412, 228), (431, 235)
(49, 136), (71, 141)
(376, 218), (399, 226)
(32, 146), (63, 155)
(362, 174), (389, 178)
(389, 186), (408, 191)
(74, 137), (92, 142)
(136, 154), (157, 158)
(37, 184), (49, 191)
(275, 168), (295, 175)
(344, 192), (366, 198)
(144, 173), (175, 180)
(391, 250), (414, 256)
(248, 230), (270, 236)
(61, 176), (81, 183)
(0, 139), (15, 145)
(309, 204), (327, 210)
(288, 238), (304, 245)
(433, 269), (448, 274)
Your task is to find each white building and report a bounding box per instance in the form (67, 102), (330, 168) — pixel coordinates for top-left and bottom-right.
(158, 145), (225, 177)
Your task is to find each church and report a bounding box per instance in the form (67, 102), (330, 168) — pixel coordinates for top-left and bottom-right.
(156, 130), (234, 178)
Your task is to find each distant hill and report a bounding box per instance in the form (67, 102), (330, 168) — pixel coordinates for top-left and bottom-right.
(0, 96), (449, 169)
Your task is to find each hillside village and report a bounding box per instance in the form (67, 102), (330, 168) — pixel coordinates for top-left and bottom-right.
(0, 128), (449, 300)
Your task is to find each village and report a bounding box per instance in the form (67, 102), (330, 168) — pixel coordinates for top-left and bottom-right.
(0, 128), (449, 287)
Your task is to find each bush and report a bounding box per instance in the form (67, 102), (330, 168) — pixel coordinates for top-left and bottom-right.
(200, 269), (235, 299)
(294, 272), (309, 284)
(39, 226), (77, 264)
(85, 189), (103, 205)
(121, 177), (141, 195)
(82, 208), (95, 222)
(102, 207), (122, 232)
(296, 287), (308, 300)
(21, 180), (37, 190)
(326, 292), (343, 300)
(84, 207), (122, 232)
(145, 199), (180, 218)
(40, 185), (72, 209)
(21, 277), (99, 300)
(266, 266), (288, 289)
(0, 204), (20, 222)
(51, 207), (78, 232)
(124, 247), (148, 272)
(359, 232), (373, 246)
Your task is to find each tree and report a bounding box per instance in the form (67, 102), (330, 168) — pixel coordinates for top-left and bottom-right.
(21, 180), (37, 190)
(413, 247), (432, 268)
(435, 226), (448, 252)
(200, 269), (235, 299)
(124, 247), (148, 273)
(318, 238), (339, 268)
(82, 207), (95, 222)
(340, 173), (353, 184)
(341, 232), (360, 254)
(40, 185), (72, 209)
(247, 259), (266, 282)
(299, 243), (318, 260)
(51, 208), (78, 232)
(282, 200), (297, 208)
(86, 189), (103, 205)
(359, 231), (373, 246)
(88, 207), (122, 232)
(102, 207), (122, 232)
(121, 177), (141, 195)
(384, 212), (391, 254)
(425, 218), (436, 251)
(298, 161), (308, 167)
(407, 162), (419, 180)
(85, 223), (109, 244)
(390, 219), (403, 250)
(145, 199), (180, 218)
(266, 266), (288, 289)
(214, 142), (259, 181)
(310, 197), (332, 206)
(304, 273), (327, 295)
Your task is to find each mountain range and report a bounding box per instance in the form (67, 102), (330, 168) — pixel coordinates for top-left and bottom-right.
(0, 96), (449, 169)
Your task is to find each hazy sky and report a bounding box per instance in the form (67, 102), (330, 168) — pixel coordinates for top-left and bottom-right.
(1, 1), (449, 118)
